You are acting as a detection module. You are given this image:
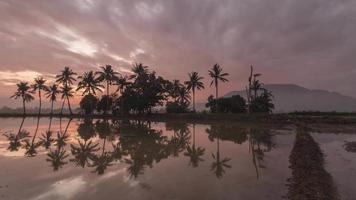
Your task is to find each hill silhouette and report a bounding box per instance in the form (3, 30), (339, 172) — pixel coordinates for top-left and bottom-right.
(224, 84), (356, 112)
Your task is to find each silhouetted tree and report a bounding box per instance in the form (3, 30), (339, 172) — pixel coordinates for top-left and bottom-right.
(96, 65), (120, 97)
(11, 82), (34, 115)
(77, 71), (103, 95)
(185, 72), (204, 112)
(45, 84), (60, 115)
(79, 94), (98, 115)
(56, 66), (77, 115)
(60, 84), (75, 115)
(31, 77), (48, 115)
(208, 63), (229, 100)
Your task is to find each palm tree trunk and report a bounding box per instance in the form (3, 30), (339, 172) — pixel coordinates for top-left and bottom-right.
(38, 90), (42, 115)
(48, 116), (53, 132)
(192, 124), (196, 147)
(51, 100), (54, 115)
(121, 98), (124, 116)
(22, 98), (26, 115)
(193, 88), (196, 112)
(107, 81), (109, 96)
(33, 116), (40, 143)
(215, 80), (218, 99)
(60, 99), (65, 115)
(67, 96), (73, 115)
(18, 117), (25, 134)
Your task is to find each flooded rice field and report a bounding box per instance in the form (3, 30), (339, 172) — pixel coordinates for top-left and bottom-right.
(0, 117), (355, 200)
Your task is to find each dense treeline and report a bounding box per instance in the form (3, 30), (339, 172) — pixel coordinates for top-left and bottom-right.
(10, 63), (274, 116)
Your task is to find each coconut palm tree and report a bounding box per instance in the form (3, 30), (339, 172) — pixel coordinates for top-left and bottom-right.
(60, 85), (75, 115)
(177, 85), (190, 106)
(184, 72), (204, 112)
(56, 67), (77, 115)
(96, 65), (120, 96)
(45, 84), (60, 115)
(56, 66), (77, 86)
(208, 64), (229, 99)
(77, 71), (103, 95)
(11, 82), (34, 115)
(131, 63), (148, 79)
(31, 77), (48, 115)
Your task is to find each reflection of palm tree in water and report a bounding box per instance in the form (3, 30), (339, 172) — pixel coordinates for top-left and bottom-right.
(71, 118), (99, 168)
(248, 128), (274, 180)
(40, 117), (55, 149)
(90, 120), (114, 175)
(4, 117), (30, 151)
(211, 136), (231, 179)
(46, 118), (71, 171)
(167, 122), (190, 157)
(184, 124), (205, 168)
(90, 136), (114, 175)
(24, 116), (42, 157)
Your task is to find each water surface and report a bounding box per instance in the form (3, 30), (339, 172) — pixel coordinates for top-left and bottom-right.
(0, 117), (355, 200)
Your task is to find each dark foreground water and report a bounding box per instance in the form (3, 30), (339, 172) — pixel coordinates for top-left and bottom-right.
(0, 117), (355, 200)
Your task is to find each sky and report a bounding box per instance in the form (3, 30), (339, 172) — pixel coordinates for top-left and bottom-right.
(0, 0), (356, 108)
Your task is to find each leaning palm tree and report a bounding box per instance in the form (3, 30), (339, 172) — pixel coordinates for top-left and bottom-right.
(31, 77), (48, 115)
(77, 71), (103, 95)
(60, 85), (75, 115)
(11, 82), (34, 115)
(95, 65), (120, 96)
(208, 64), (229, 99)
(45, 84), (60, 115)
(184, 72), (204, 112)
(56, 67), (77, 115)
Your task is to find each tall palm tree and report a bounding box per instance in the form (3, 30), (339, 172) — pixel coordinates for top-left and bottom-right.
(11, 82), (34, 115)
(31, 77), (48, 115)
(60, 85), (74, 115)
(184, 72), (204, 112)
(208, 64), (229, 100)
(56, 67), (77, 115)
(45, 84), (60, 115)
(77, 71), (103, 95)
(96, 65), (120, 96)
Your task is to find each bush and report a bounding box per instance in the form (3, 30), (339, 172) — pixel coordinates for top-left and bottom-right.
(206, 95), (246, 113)
(166, 101), (189, 113)
(96, 95), (113, 114)
(80, 94), (98, 115)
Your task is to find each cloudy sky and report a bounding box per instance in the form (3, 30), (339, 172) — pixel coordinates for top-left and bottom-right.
(0, 0), (355, 107)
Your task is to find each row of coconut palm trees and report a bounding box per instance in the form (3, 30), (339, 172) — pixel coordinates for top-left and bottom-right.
(11, 63), (231, 115)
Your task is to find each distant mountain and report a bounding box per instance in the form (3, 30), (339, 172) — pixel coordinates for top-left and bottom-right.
(224, 84), (356, 113)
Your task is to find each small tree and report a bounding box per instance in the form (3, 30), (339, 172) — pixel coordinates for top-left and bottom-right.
(79, 94), (98, 115)
(97, 95), (114, 114)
